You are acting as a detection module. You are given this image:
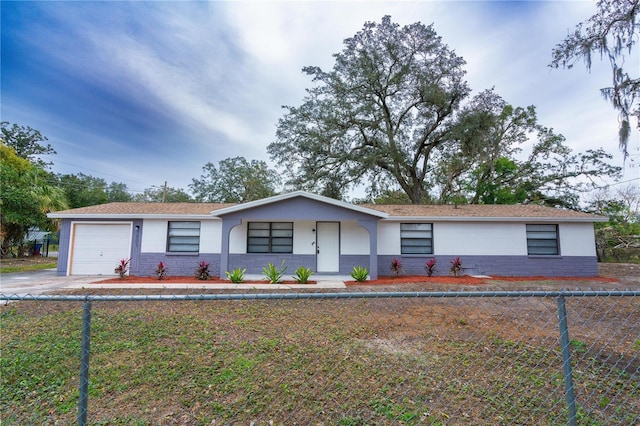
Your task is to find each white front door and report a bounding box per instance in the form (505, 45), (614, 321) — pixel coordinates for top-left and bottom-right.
(316, 222), (340, 273)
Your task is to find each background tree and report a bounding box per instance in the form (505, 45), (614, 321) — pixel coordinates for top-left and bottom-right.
(57, 173), (133, 207)
(133, 186), (192, 203)
(268, 16), (469, 203)
(586, 184), (640, 262)
(190, 157), (280, 203)
(57, 173), (108, 208)
(1, 122), (57, 169)
(105, 182), (133, 202)
(0, 145), (67, 257)
(432, 90), (622, 208)
(550, 0), (639, 158)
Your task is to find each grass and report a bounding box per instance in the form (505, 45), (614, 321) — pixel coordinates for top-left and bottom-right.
(0, 257), (57, 273)
(1, 293), (638, 425)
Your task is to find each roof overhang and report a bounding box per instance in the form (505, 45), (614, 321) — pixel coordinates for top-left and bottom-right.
(47, 213), (220, 220)
(381, 216), (608, 223)
(210, 191), (389, 219)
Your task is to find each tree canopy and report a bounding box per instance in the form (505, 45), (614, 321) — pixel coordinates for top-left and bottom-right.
(0, 145), (67, 257)
(269, 16), (469, 203)
(550, 0), (639, 158)
(57, 173), (133, 208)
(133, 186), (193, 203)
(190, 157), (280, 203)
(432, 90), (621, 208)
(586, 184), (640, 262)
(1, 121), (56, 169)
(270, 16), (621, 205)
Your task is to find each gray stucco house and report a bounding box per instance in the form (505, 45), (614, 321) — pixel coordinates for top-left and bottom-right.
(48, 191), (606, 279)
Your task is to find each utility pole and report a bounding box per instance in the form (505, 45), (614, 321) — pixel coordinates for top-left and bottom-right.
(162, 181), (167, 203)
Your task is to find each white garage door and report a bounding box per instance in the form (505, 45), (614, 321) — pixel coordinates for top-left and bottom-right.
(70, 223), (132, 275)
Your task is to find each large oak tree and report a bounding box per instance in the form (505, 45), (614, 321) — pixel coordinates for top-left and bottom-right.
(269, 16), (469, 203)
(270, 16), (621, 205)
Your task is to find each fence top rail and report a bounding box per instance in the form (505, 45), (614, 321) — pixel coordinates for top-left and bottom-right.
(1, 290), (639, 302)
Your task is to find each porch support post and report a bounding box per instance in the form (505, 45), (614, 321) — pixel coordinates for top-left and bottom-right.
(220, 218), (242, 279)
(358, 219), (378, 280)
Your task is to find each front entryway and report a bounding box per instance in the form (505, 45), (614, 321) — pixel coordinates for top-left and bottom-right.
(316, 222), (340, 273)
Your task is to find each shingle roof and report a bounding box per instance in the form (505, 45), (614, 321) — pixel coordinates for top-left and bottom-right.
(361, 203), (605, 220)
(48, 200), (606, 221)
(48, 202), (233, 217)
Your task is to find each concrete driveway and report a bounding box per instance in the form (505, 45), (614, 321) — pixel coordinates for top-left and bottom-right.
(0, 269), (101, 296)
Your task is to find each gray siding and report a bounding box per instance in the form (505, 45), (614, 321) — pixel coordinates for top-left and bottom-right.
(228, 254), (315, 275)
(56, 219), (72, 276)
(135, 253), (221, 277)
(377, 255), (599, 277)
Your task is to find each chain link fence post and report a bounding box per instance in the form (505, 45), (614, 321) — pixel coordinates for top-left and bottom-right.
(78, 299), (92, 426)
(557, 294), (577, 426)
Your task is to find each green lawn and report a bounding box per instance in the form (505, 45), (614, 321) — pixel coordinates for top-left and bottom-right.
(1, 293), (638, 425)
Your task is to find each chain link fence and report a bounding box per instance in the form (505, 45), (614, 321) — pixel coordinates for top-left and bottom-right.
(1, 290), (638, 425)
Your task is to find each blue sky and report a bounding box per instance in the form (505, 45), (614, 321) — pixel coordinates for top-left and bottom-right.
(2, 1), (638, 197)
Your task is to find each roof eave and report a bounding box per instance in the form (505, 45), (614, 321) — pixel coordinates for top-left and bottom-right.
(381, 216), (608, 223)
(47, 213), (221, 220)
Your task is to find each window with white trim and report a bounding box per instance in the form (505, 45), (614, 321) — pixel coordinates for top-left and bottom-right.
(247, 222), (293, 253)
(526, 224), (559, 255)
(400, 223), (433, 254)
(167, 221), (200, 252)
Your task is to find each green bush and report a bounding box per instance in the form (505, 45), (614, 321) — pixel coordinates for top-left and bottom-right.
(226, 268), (246, 283)
(293, 266), (314, 284)
(350, 266), (369, 282)
(263, 260), (287, 284)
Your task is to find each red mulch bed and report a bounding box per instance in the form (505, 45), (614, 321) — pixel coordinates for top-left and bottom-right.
(347, 275), (619, 285)
(97, 275), (619, 285)
(97, 276), (317, 284)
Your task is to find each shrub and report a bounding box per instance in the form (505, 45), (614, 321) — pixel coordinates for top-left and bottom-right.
(195, 260), (210, 281)
(450, 256), (462, 277)
(350, 266), (369, 282)
(114, 258), (130, 279)
(155, 261), (167, 280)
(263, 260), (287, 284)
(425, 258), (437, 277)
(226, 267), (246, 283)
(293, 266), (314, 284)
(390, 258), (403, 277)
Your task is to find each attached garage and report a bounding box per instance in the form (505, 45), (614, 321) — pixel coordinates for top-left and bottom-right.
(69, 223), (132, 275)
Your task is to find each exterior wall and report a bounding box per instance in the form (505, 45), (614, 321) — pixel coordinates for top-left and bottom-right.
(339, 255), (370, 275)
(434, 222), (525, 255)
(56, 219), (72, 275)
(558, 223), (598, 256)
(228, 254), (315, 275)
(141, 219), (222, 253)
(377, 255), (599, 277)
(375, 221), (599, 277)
(134, 253), (221, 277)
(342, 221), (369, 255)
(226, 254), (371, 276)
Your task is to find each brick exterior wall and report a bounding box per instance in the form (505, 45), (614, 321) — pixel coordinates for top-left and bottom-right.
(134, 253), (221, 277)
(228, 254), (315, 276)
(376, 255), (599, 277)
